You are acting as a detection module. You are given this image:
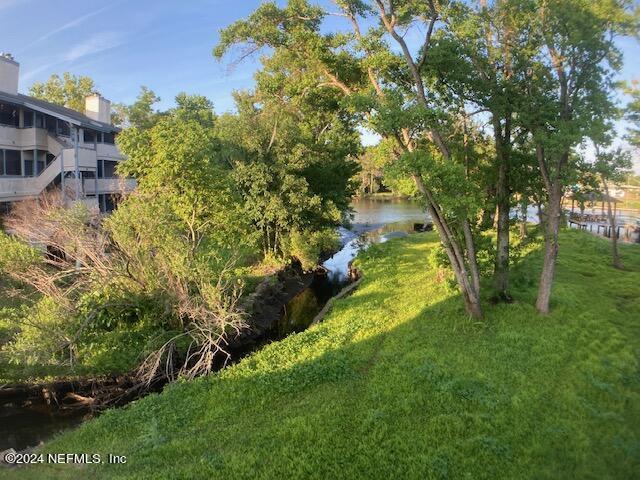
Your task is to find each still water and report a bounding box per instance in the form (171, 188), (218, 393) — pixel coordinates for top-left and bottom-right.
(277, 197), (427, 335)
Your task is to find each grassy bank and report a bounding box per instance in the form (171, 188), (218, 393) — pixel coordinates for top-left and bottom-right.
(8, 229), (640, 479)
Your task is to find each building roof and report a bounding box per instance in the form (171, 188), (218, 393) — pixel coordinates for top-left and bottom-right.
(0, 90), (118, 133)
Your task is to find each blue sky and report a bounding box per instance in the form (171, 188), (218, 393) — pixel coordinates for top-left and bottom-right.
(1, 0), (265, 112)
(1, 0), (639, 169)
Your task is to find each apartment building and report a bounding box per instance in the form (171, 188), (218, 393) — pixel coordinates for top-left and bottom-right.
(0, 53), (134, 215)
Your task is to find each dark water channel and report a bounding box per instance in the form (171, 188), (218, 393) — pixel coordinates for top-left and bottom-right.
(0, 197), (427, 453)
(276, 197), (428, 336)
(1, 404), (85, 452)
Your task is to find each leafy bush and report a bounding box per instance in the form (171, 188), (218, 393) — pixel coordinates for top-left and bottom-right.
(286, 229), (340, 271)
(0, 230), (40, 273)
(3, 297), (76, 367)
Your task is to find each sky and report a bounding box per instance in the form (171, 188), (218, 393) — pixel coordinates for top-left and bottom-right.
(1, 0), (639, 170)
(0, 0), (265, 112)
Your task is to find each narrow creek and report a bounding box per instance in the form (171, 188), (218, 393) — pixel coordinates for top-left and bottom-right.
(276, 198), (429, 336)
(1, 197), (428, 452)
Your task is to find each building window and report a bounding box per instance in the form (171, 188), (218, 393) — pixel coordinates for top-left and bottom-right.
(35, 113), (45, 129)
(102, 160), (118, 178)
(22, 151), (34, 176)
(84, 129), (96, 143)
(57, 120), (70, 137)
(36, 151), (46, 174)
(24, 110), (34, 128)
(3, 149), (21, 175)
(46, 115), (56, 134)
(24, 159), (34, 176)
(0, 102), (19, 127)
(103, 132), (115, 144)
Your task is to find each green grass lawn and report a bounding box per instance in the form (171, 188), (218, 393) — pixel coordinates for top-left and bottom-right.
(8, 229), (640, 479)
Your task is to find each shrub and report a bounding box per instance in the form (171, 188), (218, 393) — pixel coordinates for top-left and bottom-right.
(286, 228), (340, 271)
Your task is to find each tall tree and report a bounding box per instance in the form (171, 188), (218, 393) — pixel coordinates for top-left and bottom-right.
(216, 0), (486, 318)
(112, 86), (161, 130)
(593, 147), (632, 269)
(29, 72), (95, 113)
(115, 103), (252, 258)
(215, 88), (360, 256)
(171, 93), (216, 127)
(521, 0), (636, 313)
(427, 0), (538, 301)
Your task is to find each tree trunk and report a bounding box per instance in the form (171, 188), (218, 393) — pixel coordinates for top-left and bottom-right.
(535, 190), (561, 314)
(494, 193), (510, 299)
(374, 9), (482, 318)
(519, 199), (528, 238)
(493, 126), (511, 301)
(602, 178), (623, 269)
(462, 219), (481, 295)
(412, 173), (483, 319)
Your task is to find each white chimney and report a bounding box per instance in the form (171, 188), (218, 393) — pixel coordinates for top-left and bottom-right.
(0, 53), (19, 95)
(85, 93), (111, 124)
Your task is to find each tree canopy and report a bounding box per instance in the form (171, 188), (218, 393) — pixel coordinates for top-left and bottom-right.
(29, 72), (95, 113)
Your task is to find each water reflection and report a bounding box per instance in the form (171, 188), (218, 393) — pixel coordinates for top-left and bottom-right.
(350, 197), (427, 233)
(0, 404), (85, 451)
(278, 198), (427, 336)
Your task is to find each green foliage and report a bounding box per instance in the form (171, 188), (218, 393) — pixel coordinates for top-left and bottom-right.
(0, 104), (259, 379)
(0, 231), (40, 273)
(285, 229), (340, 271)
(28, 72), (95, 113)
(357, 139), (419, 196)
(117, 116), (248, 248)
(215, 90), (359, 256)
(3, 297), (75, 367)
(171, 92), (216, 127)
(112, 86), (161, 129)
(624, 80), (640, 148)
(12, 230), (640, 479)
(520, 0), (637, 170)
(593, 147), (633, 183)
(396, 149), (481, 219)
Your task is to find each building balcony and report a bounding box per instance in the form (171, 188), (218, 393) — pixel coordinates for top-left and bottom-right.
(84, 177), (136, 195)
(96, 142), (123, 160)
(0, 124), (49, 150)
(1, 145), (134, 203)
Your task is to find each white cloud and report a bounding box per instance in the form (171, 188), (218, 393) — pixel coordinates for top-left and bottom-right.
(20, 62), (56, 82)
(20, 31), (126, 86)
(64, 32), (126, 63)
(20, 3), (118, 51)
